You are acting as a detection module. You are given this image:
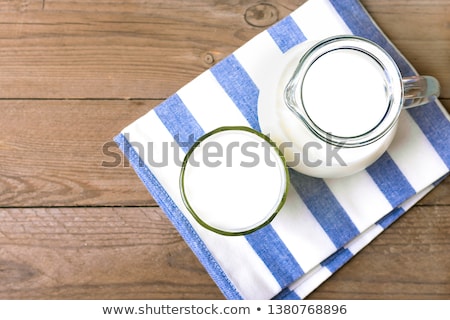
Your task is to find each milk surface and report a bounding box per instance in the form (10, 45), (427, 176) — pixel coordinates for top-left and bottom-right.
(301, 49), (389, 137)
(182, 129), (287, 233)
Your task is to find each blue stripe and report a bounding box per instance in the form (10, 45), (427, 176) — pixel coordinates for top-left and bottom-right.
(377, 207), (405, 229)
(332, 0), (450, 171)
(321, 248), (353, 273)
(210, 55), (261, 131)
(268, 15), (307, 53)
(366, 153), (416, 207)
(114, 133), (242, 300)
(329, 0), (415, 77)
(154, 90), (303, 293)
(272, 287), (301, 300)
(289, 170), (360, 248)
(154, 94), (204, 153)
(331, 0), (449, 196)
(407, 102), (450, 169)
(246, 225), (304, 288)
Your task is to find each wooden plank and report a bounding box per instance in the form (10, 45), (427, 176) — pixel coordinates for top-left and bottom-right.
(417, 175), (450, 206)
(0, 100), (156, 207)
(0, 205), (448, 299)
(0, 99), (448, 207)
(0, 0), (447, 99)
(0, 0), (448, 301)
(309, 205), (450, 299)
(0, 207), (223, 299)
(0, 0), (43, 11)
(0, 0), (298, 99)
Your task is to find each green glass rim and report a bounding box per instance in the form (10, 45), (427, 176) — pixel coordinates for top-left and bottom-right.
(179, 126), (289, 236)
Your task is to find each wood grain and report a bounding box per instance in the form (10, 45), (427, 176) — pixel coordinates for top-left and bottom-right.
(0, 202), (447, 299)
(0, 99), (448, 208)
(0, 0), (448, 300)
(0, 207), (223, 299)
(0, 0), (447, 99)
(309, 205), (450, 299)
(0, 100), (155, 207)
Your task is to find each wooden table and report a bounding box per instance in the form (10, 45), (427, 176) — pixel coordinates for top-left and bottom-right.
(0, 0), (448, 300)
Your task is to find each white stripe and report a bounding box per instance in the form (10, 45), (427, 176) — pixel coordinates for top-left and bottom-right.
(291, 0), (352, 39)
(344, 184), (435, 256)
(400, 184), (434, 211)
(271, 187), (337, 272)
(123, 111), (185, 203)
(123, 112), (282, 299)
(208, 236), (283, 300)
(341, 181), (437, 263)
(345, 224), (383, 255)
(387, 111), (448, 192)
(291, 265), (333, 299)
(234, 31), (286, 90)
(325, 170), (393, 232)
(177, 71), (251, 131)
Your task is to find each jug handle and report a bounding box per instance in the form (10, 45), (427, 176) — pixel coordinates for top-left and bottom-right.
(402, 76), (440, 109)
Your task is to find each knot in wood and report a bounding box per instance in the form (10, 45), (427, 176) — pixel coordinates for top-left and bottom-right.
(203, 52), (215, 65)
(244, 3), (279, 27)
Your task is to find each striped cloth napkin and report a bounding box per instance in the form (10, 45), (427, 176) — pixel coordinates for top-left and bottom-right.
(115, 0), (450, 299)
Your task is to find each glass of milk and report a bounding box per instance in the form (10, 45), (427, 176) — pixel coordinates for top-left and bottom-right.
(262, 35), (440, 178)
(180, 126), (289, 236)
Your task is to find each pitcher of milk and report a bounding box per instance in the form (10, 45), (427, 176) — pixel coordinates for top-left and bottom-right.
(258, 35), (440, 178)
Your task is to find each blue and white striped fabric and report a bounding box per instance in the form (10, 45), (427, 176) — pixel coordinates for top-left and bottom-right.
(115, 0), (450, 299)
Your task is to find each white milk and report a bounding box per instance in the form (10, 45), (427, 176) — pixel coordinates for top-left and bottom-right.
(181, 128), (287, 235)
(257, 39), (401, 178)
(301, 49), (388, 138)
